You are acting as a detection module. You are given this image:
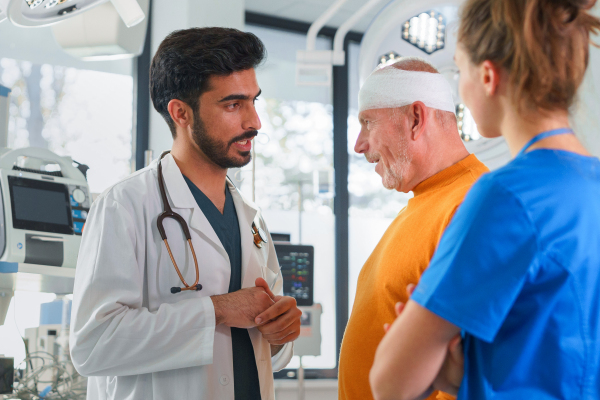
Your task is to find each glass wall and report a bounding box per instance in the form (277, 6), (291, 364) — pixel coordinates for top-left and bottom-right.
(0, 21), (135, 366)
(0, 59), (133, 193)
(241, 25), (337, 370)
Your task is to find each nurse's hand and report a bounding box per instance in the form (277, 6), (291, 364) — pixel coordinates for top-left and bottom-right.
(383, 283), (464, 396)
(211, 287), (275, 328)
(254, 278), (302, 346)
(432, 335), (463, 395)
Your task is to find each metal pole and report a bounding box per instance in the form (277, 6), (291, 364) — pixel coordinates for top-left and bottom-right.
(144, 150), (153, 167)
(333, 36), (350, 366)
(134, 0), (152, 171)
(297, 356), (305, 400)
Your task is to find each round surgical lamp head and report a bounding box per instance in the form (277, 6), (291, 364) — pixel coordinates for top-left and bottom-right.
(0, 0), (143, 28)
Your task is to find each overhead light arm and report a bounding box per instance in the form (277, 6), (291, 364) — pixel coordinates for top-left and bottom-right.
(306, 0), (348, 51)
(296, 0), (348, 86)
(332, 0), (385, 65)
(110, 0), (145, 27)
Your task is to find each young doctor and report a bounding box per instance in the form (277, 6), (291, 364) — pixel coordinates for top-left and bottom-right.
(370, 0), (600, 399)
(69, 28), (301, 400)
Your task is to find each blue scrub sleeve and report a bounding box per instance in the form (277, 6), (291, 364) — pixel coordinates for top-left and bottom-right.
(411, 176), (539, 343)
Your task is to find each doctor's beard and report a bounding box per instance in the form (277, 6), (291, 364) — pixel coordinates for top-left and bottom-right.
(192, 111), (258, 169)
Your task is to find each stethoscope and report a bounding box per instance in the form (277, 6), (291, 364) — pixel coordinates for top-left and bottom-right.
(157, 150), (268, 294)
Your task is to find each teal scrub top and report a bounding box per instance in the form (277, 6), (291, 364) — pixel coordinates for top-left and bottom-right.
(183, 176), (261, 400)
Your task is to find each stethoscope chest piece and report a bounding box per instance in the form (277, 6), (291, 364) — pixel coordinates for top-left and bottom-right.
(252, 222), (268, 249)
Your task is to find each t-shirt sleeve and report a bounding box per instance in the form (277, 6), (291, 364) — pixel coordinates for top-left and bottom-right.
(411, 175), (538, 343)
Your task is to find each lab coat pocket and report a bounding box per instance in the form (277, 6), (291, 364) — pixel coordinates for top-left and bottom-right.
(262, 266), (279, 293)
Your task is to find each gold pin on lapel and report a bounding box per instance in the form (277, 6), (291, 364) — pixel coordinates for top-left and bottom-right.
(251, 222), (268, 248)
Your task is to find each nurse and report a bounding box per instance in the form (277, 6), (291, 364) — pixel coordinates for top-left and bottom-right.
(370, 0), (600, 399)
(70, 28), (301, 400)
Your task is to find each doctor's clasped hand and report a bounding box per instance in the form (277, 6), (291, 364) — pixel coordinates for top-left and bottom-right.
(254, 278), (303, 350)
(210, 277), (302, 355)
(210, 280), (275, 328)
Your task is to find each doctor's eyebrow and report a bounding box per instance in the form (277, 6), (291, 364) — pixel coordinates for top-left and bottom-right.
(218, 89), (262, 102)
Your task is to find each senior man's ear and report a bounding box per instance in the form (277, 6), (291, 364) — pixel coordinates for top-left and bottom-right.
(408, 101), (428, 141)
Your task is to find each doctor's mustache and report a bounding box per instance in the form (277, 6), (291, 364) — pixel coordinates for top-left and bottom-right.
(228, 130), (258, 146)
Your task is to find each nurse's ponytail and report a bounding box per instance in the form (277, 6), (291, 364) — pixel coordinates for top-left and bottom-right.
(458, 0), (600, 112)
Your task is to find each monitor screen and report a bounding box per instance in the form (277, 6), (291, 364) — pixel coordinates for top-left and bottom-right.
(9, 176), (73, 234)
(274, 244), (314, 306)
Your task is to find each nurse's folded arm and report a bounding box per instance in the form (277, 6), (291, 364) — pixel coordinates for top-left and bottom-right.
(369, 300), (461, 400)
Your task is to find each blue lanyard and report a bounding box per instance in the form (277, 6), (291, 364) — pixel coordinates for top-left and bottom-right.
(517, 128), (574, 157)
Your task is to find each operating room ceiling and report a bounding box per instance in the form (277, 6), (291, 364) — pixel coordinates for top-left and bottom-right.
(245, 0), (384, 32)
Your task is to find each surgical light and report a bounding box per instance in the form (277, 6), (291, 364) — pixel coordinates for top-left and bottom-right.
(402, 10), (445, 54)
(456, 104), (481, 142)
(377, 51), (401, 69)
(0, 0), (144, 27)
(24, 0), (43, 8)
(45, 0), (69, 8)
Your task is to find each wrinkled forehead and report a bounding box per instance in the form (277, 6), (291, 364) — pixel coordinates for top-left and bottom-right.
(358, 107), (392, 122)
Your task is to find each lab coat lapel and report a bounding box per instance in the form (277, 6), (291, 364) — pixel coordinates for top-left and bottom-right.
(227, 180), (261, 289)
(161, 154), (225, 254)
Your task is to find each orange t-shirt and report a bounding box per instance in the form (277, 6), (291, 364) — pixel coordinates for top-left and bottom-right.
(338, 154), (488, 400)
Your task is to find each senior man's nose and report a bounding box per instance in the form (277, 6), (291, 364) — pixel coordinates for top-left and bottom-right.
(354, 129), (369, 154)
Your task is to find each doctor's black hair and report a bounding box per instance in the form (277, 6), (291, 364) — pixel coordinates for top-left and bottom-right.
(150, 27), (266, 138)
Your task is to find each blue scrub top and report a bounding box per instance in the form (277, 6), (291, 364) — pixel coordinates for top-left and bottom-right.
(412, 149), (600, 399)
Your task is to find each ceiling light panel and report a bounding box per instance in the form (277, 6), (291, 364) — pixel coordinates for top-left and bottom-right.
(402, 10), (445, 54)
(457, 104), (481, 142)
(377, 51), (400, 69)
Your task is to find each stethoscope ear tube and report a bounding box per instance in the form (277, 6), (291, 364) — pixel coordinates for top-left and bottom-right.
(157, 151), (202, 294)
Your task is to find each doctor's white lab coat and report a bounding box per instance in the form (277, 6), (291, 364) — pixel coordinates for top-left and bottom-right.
(69, 153), (293, 400)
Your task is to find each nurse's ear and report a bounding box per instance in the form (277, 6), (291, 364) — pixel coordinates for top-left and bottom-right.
(167, 99), (193, 130)
(479, 60), (502, 98)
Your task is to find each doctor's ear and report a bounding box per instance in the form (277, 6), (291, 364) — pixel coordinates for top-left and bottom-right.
(167, 99), (193, 129)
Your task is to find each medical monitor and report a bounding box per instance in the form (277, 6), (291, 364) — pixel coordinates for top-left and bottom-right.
(8, 176), (73, 235)
(274, 244), (314, 306)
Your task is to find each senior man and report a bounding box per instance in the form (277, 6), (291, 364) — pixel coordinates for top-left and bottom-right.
(338, 58), (488, 400)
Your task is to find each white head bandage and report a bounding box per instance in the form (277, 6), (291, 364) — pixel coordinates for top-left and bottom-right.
(358, 67), (455, 113)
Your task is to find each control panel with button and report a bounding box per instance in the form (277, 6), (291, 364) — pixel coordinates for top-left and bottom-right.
(68, 184), (90, 236)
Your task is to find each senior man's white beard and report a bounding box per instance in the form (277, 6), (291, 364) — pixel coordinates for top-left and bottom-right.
(381, 135), (412, 191)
